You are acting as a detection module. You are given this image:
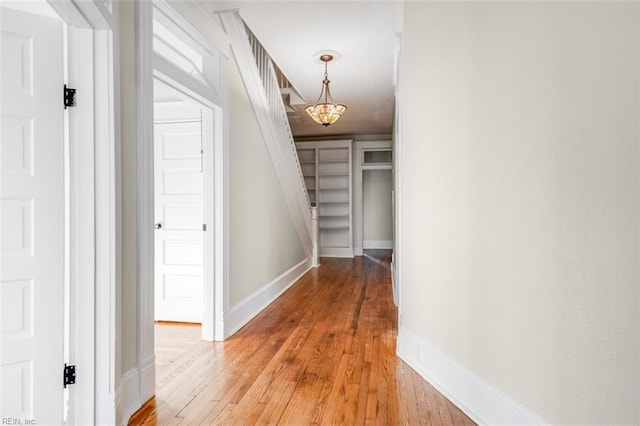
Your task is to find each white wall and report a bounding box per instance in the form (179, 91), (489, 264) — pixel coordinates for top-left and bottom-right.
(363, 169), (392, 247)
(399, 2), (639, 424)
(227, 53), (306, 307)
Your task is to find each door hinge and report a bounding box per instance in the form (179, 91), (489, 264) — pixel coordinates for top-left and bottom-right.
(203, 224), (207, 231)
(64, 84), (77, 109)
(63, 364), (76, 388)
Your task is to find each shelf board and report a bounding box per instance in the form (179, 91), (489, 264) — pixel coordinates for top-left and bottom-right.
(319, 187), (347, 191)
(319, 225), (350, 230)
(319, 200), (349, 204)
(319, 173), (349, 177)
(318, 160), (349, 164)
(320, 213), (349, 218)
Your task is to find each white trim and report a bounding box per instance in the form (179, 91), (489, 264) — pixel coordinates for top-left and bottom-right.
(67, 24), (97, 425)
(152, 2), (226, 108)
(49, 0), (117, 423)
(223, 259), (310, 338)
(94, 20), (117, 424)
(393, 31), (403, 321)
(201, 106), (222, 341)
(319, 247), (354, 258)
(397, 326), (546, 425)
(153, 53), (219, 105)
(138, 355), (155, 405)
(214, 103), (228, 341)
(114, 358), (154, 426)
(296, 139), (354, 149)
(155, 0), (229, 58)
(390, 259), (397, 306)
(48, 0), (112, 29)
(219, 77), (230, 338)
(111, 2), (123, 425)
(115, 367), (140, 426)
(362, 164), (393, 171)
(73, 1), (112, 29)
(353, 140), (393, 258)
(311, 206), (320, 267)
(47, 1), (91, 27)
(363, 240), (393, 249)
(136, 0), (156, 410)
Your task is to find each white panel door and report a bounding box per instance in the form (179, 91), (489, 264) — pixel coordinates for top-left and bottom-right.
(0, 7), (64, 424)
(154, 121), (204, 322)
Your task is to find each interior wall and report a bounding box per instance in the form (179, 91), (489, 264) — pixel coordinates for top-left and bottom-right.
(400, 2), (639, 424)
(227, 52), (306, 307)
(363, 169), (393, 247)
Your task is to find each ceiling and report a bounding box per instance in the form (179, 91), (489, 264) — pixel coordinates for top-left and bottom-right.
(207, 1), (404, 138)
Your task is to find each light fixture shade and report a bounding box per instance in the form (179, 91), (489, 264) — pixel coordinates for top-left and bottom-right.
(305, 103), (347, 127)
(305, 53), (347, 127)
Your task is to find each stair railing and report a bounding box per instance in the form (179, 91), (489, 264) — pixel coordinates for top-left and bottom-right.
(220, 11), (318, 266)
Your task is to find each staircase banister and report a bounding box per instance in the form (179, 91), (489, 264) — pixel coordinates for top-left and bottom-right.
(220, 11), (316, 260)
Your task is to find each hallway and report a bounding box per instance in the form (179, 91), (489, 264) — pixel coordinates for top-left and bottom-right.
(130, 251), (473, 425)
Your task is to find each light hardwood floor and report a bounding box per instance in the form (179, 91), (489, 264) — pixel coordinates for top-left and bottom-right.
(129, 251), (474, 425)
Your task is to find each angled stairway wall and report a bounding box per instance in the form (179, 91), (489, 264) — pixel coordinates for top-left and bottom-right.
(219, 11), (317, 266)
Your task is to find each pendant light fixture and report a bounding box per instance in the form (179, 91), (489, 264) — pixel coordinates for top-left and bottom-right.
(305, 54), (347, 127)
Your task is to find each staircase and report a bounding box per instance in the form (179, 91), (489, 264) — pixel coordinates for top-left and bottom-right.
(219, 11), (319, 266)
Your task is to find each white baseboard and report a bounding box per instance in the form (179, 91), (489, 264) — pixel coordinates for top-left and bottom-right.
(223, 258), (310, 338)
(390, 260), (397, 306)
(116, 356), (156, 426)
(354, 246), (364, 256)
(397, 326), (546, 425)
(319, 247), (354, 258)
(363, 239), (393, 249)
(115, 367), (140, 426)
(139, 355), (155, 405)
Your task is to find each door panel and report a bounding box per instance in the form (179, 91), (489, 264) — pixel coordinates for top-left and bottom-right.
(154, 121), (204, 323)
(0, 7), (64, 423)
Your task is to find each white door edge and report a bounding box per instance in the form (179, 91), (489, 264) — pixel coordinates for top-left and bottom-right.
(59, 1), (116, 424)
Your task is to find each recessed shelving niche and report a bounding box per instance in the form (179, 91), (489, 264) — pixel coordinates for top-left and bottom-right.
(296, 140), (353, 258)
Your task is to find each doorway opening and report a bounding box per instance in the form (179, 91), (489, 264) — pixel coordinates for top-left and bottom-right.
(153, 79), (206, 326)
(152, 78), (214, 380)
(137, 3), (227, 410)
(362, 168), (393, 251)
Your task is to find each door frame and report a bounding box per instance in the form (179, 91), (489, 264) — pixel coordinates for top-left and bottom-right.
(44, 0), (116, 423)
(133, 0), (230, 412)
(152, 88), (216, 328)
(147, 0), (229, 342)
(353, 140), (393, 256)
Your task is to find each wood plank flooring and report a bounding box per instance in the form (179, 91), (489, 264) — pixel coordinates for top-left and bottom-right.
(129, 251), (474, 425)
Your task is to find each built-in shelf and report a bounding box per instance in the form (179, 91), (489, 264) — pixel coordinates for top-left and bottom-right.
(296, 140), (353, 258)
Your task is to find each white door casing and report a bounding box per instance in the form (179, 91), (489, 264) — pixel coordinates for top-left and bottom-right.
(154, 120), (204, 323)
(0, 7), (64, 423)
(353, 140), (393, 255)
